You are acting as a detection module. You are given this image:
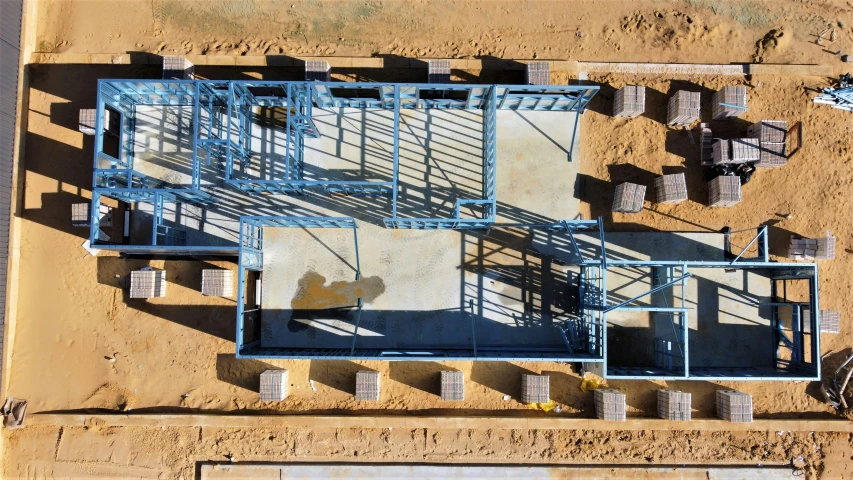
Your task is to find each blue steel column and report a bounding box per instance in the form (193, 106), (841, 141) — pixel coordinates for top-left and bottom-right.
(191, 82), (201, 190)
(225, 83), (235, 180)
(568, 93), (584, 162)
(285, 83), (292, 180)
(391, 86), (401, 217)
(484, 86), (498, 218)
(92, 82), (105, 185)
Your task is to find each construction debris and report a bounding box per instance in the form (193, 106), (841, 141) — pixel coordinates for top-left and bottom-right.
(813, 73), (853, 112)
(1, 397), (27, 429)
(822, 351), (853, 411)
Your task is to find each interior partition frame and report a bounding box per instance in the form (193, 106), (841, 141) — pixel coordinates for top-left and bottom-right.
(235, 216), (361, 358)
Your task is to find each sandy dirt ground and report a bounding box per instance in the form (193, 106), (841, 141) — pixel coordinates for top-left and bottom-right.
(4, 421), (853, 479)
(32, 0), (853, 66)
(3, 0), (853, 478)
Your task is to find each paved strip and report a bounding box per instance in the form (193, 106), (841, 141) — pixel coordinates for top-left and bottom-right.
(28, 413), (853, 432)
(201, 464), (797, 479)
(25, 52), (833, 76)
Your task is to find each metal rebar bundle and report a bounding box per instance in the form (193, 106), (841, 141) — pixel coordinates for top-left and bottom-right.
(813, 74), (853, 112)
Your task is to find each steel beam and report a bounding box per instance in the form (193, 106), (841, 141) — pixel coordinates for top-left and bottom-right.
(602, 274), (692, 313)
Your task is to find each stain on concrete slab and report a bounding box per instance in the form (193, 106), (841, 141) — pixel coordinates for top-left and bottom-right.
(291, 271), (385, 310)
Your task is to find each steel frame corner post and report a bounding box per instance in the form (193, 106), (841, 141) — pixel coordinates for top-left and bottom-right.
(225, 82), (236, 181)
(730, 225), (769, 264)
(93, 81), (106, 183)
(567, 93), (584, 162)
(285, 83), (293, 181)
(391, 85), (401, 217)
(810, 264), (820, 377)
(89, 192), (102, 246)
(191, 82), (202, 190)
(483, 86), (498, 220)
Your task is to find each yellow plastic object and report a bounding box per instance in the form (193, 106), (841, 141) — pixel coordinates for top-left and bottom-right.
(527, 400), (556, 412)
(580, 373), (605, 392)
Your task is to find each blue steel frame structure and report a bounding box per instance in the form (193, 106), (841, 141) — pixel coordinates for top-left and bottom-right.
(88, 78), (820, 381)
(90, 79), (599, 246)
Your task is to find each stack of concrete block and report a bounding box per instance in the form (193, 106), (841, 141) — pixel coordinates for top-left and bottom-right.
(716, 390), (752, 422)
(526, 61), (550, 85)
(654, 173), (688, 204)
(428, 60), (451, 84)
(712, 86), (748, 119)
(259, 369), (289, 402)
(612, 182), (646, 213)
(162, 56), (194, 80)
(305, 60), (331, 82)
(748, 120), (788, 168)
(130, 270), (167, 299)
(707, 176), (741, 207)
(666, 91), (701, 126)
(79, 109), (98, 135)
(355, 371), (380, 401)
(440, 370), (465, 401)
(79, 108), (119, 136)
(788, 234), (836, 260)
(711, 138), (760, 165)
(594, 389), (626, 421)
(657, 389), (691, 420)
(520, 374), (549, 403)
(72, 202), (113, 228)
(613, 85), (645, 118)
(699, 123), (714, 165)
(201, 269), (234, 297)
(820, 310), (840, 334)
